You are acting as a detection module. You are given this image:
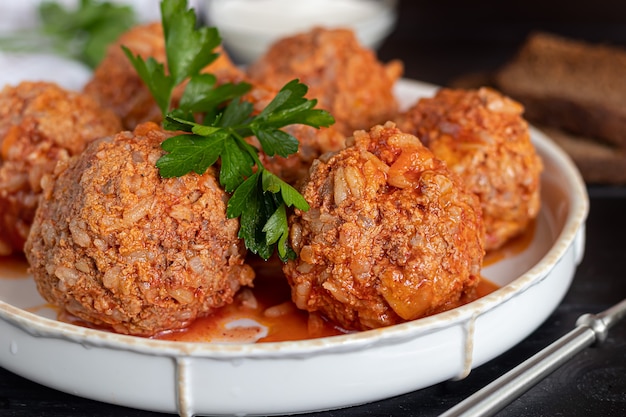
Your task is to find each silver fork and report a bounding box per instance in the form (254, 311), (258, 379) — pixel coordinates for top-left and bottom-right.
(440, 298), (626, 417)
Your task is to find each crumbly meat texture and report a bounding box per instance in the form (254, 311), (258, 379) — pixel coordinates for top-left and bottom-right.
(396, 87), (543, 251)
(24, 123), (255, 336)
(283, 122), (485, 331)
(246, 27), (403, 137)
(0, 81), (122, 256)
(83, 22), (245, 130)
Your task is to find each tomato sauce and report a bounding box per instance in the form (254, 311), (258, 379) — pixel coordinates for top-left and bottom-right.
(1, 224), (536, 343)
(483, 219), (536, 267)
(157, 256), (347, 343)
(156, 255), (502, 344)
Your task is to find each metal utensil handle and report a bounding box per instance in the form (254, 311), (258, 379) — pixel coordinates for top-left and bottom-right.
(439, 298), (626, 417)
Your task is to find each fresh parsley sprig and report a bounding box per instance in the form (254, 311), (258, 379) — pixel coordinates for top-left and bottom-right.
(122, 0), (230, 117)
(124, 0), (335, 261)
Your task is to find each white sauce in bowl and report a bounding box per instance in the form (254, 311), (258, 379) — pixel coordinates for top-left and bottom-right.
(206, 0), (389, 31)
(203, 0), (398, 62)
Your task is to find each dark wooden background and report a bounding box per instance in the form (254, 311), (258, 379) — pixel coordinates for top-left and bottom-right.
(380, 0), (626, 86)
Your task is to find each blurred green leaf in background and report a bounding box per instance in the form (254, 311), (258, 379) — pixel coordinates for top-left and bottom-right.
(0, 0), (137, 68)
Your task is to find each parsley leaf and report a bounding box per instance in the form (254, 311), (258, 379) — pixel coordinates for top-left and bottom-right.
(123, 0), (230, 116)
(160, 0), (220, 85)
(126, 0), (334, 261)
(178, 74), (252, 114)
(123, 50), (174, 115)
(263, 204), (292, 260)
(228, 170), (307, 260)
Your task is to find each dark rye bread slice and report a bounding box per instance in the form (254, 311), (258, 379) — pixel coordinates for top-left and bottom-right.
(537, 126), (626, 184)
(495, 31), (626, 149)
(447, 67), (626, 184)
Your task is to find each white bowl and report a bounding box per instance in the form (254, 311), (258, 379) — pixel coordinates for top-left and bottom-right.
(0, 79), (589, 417)
(201, 0), (398, 64)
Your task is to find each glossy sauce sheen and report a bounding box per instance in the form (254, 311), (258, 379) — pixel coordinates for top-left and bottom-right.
(157, 256), (348, 343)
(483, 219), (536, 267)
(157, 256), (500, 343)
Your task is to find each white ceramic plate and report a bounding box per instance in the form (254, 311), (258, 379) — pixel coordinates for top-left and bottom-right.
(0, 79), (589, 417)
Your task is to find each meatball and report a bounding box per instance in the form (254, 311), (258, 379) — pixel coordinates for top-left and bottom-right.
(246, 27), (403, 137)
(0, 81), (122, 256)
(396, 87), (543, 251)
(24, 122), (255, 336)
(84, 22), (245, 130)
(283, 122), (485, 331)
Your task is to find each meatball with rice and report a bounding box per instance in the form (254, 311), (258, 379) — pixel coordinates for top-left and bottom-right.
(25, 122), (255, 336)
(396, 87), (543, 251)
(283, 122), (485, 331)
(0, 81), (122, 256)
(247, 27), (403, 137)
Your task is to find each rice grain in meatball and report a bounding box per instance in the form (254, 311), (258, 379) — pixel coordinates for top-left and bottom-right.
(283, 122), (485, 331)
(0, 81), (122, 255)
(247, 27), (403, 136)
(396, 87), (543, 251)
(25, 122), (255, 336)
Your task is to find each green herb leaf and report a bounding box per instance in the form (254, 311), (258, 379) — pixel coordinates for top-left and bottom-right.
(220, 138), (256, 192)
(255, 79), (335, 129)
(160, 0), (220, 85)
(218, 99), (255, 129)
(228, 171), (296, 261)
(253, 128), (298, 158)
(0, 0), (137, 68)
(261, 170), (310, 211)
(40, 0), (137, 67)
(263, 204), (293, 260)
(156, 133), (226, 177)
(127, 0), (335, 260)
(227, 173), (274, 260)
(179, 74), (252, 114)
(122, 47), (174, 115)
(124, 0), (252, 119)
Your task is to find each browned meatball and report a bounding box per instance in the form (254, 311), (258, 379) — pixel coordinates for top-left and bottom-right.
(283, 122), (485, 331)
(24, 122), (255, 336)
(0, 81), (122, 256)
(84, 22), (245, 130)
(246, 27), (403, 137)
(396, 87), (543, 251)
